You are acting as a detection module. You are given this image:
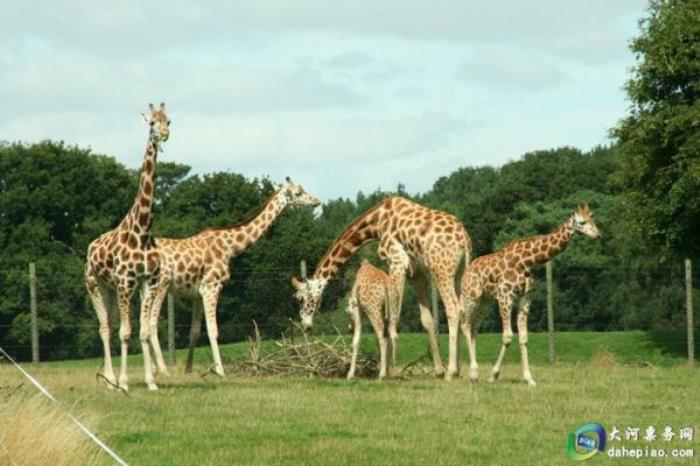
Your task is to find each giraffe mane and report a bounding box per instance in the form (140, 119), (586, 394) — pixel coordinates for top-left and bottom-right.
(206, 189), (278, 232)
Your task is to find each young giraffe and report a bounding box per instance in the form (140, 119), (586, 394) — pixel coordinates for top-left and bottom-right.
(344, 260), (401, 380)
(85, 103), (171, 391)
(292, 196), (472, 380)
(146, 177), (320, 378)
(460, 204), (601, 386)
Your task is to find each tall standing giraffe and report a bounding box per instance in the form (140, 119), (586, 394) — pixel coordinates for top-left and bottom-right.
(460, 204), (601, 386)
(146, 177), (320, 378)
(85, 103), (171, 391)
(292, 196), (471, 380)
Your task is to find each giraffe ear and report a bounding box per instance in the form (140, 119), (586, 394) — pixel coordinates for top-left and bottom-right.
(290, 276), (304, 291)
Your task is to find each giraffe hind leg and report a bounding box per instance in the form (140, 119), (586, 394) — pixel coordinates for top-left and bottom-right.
(517, 296), (536, 386)
(489, 293), (514, 383)
(200, 286), (225, 377)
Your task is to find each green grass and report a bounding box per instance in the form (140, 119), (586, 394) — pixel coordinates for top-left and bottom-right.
(2, 332), (698, 465)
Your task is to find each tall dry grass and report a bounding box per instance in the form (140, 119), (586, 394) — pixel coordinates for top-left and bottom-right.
(0, 392), (108, 466)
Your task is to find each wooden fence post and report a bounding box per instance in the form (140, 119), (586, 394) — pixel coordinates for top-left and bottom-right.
(29, 262), (39, 365)
(167, 292), (176, 366)
(686, 258), (695, 366)
(546, 261), (555, 364)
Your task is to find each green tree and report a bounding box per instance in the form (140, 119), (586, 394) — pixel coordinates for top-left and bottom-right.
(614, 0), (700, 257)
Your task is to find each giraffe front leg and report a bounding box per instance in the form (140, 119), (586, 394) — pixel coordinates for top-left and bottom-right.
(139, 280), (158, 391)
(489, 294), (514, 383)
(86, 278), (117, 388)
(148, 278), (170, 377)
(347, 297), (361, 380)
(116, 283), (134, 391)
(200, 286), (225, 377)
(517, 296), (536, 387)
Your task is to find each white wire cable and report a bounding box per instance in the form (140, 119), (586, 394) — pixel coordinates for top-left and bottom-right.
(0, 346), (128, 466)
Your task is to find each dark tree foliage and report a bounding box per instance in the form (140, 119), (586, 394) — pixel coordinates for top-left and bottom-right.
(0, 135), (695, 360)
(614, 0), (700, 257)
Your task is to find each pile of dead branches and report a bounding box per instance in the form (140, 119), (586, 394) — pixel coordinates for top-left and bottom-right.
(226, 323), (378, 379)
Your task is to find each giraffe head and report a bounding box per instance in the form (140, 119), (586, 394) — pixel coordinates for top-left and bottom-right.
(572, 203), (601, 238)
(278, 177), (321, 207)
(291, 276), (327, 331)
(141, 102), (171, 143)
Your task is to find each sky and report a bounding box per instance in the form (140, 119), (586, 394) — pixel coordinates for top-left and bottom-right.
(0, 1), (649, 201)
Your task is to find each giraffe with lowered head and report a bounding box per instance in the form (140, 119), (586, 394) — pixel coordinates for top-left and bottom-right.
(460, 203), (601, 386)
(292, 196), (472, 380)
(85, 103), (171, 391)
(147, 177), (321, 378)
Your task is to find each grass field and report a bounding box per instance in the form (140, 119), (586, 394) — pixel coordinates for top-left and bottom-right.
(1, 331), (698, 465)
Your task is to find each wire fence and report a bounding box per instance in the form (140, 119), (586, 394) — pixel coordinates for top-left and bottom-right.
(0, 258), (697, 364)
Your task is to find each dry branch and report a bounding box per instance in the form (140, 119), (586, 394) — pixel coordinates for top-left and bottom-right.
(226, 323), (378, 379)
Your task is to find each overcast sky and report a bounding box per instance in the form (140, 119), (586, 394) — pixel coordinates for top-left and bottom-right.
(0, 1), (648, 200)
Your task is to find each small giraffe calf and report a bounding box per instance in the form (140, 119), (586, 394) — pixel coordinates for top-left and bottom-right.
(346, 260), (400, 379)
(460, 204), (601, 386)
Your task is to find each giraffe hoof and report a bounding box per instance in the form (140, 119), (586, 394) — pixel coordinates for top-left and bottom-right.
(147, 383), (159, 391)
(214, 368), (225, 378)
(469, 368), (479, 382)
(444, 371), (457, 382)
(525, 379), (537, 387)
(434, 367), (446, 378)
(119, 383), (129, 392)
(487, 374), (499, 383)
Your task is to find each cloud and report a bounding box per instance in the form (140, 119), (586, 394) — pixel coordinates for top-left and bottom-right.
(0, 49), (364, 120)
(456, 48), (568, 92)
(0, 0), (648, 201)
(170, 111), (471, 167)
(0, 0), (646, 64)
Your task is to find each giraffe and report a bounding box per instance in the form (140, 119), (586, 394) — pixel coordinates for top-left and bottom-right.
(460, 203), (601, 386)
(146, 177), (321, 378)
(85, 103), (171, 391)
(343, 259), (400, 380)
(291, 196), (472, 380)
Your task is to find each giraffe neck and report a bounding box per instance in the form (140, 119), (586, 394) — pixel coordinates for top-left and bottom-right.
(313, 204), (383, 281)
(120, 129), (159, 243)
(215, 189), (287, 258)
(531, 217), (574, 264)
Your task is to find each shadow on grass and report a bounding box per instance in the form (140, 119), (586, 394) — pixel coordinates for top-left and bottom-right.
(643, 330), (689, 359)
